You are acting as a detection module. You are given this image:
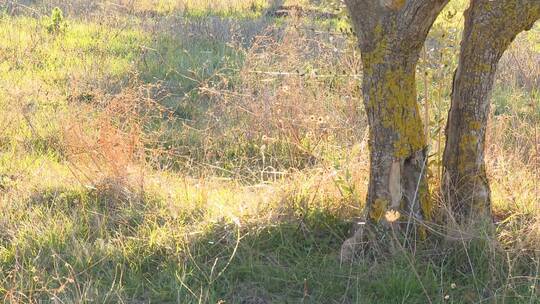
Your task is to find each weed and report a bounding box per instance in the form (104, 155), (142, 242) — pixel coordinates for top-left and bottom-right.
(46, 7), (67, 34)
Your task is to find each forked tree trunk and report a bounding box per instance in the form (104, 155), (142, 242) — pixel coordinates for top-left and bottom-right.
(443, 0), (540, 225)
(341, 0), (448, 260)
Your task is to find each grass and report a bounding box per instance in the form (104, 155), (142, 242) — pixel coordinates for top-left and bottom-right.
(0, 0), (539, 303)
(3, 171), (535, 303)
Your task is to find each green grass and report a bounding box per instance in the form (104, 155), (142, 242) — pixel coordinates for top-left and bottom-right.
(0, 11), (246, 172)
(2, 177), (537, 303)
(131, 0), (269, 18)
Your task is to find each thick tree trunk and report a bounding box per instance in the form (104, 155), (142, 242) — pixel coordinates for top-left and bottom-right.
(362, 55), (428, 228)
(443, 0), (540, 225)
(341, 0), (448, 260)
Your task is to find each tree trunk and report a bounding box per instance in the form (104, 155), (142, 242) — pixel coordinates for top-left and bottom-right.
(361, 54), (429, 228)
(443, 0), (540, 225)
(341, 0), (448, 260)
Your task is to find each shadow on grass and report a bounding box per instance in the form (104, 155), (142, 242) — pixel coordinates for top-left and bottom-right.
(1, 186), (468, 303)
(175, 213), (440, 304)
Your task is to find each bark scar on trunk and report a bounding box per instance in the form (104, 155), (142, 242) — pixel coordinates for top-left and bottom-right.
(389, 159), (402, 210)
(379, 0), (406, 11)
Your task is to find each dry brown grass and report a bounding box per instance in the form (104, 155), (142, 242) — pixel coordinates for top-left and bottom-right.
(190, 20), (365, 179)
(62, 82), (167, 204)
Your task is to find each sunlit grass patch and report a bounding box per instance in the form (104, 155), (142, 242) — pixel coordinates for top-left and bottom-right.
(0, 16), (144, 81)
(128, 0), (269, 17)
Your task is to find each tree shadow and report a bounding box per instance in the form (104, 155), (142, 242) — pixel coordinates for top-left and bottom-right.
(4, 184), (533, 303)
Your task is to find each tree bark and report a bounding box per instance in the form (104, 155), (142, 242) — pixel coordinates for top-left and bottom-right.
(443, 0), (540, 225)
(341, 0), (448, 260)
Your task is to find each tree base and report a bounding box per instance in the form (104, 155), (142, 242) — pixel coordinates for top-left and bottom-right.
(340, 221), (425, 263)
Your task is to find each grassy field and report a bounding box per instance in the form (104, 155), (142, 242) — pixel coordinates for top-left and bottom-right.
(0, 0), (539, 303)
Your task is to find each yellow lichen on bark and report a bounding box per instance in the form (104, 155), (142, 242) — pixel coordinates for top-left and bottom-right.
(370, 198), (389, 222)
(364, 63), (426, 158)
(419, 183), (432, 221)
(458, 133), (478, 173)
(382, 68), (426, 158)
(469, 120), (481, 131)
(361, 25), (387, 76)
